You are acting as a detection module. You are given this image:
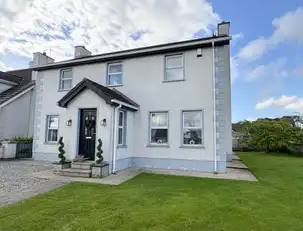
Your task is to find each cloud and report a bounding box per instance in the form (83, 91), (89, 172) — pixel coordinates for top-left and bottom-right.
(0, 61), (13, 71)
(238, 7), (303, 61)
(245, 58), (287, 81)
(0, 0), (220, 63)
(256, 95), (303, 113)
(230, 57), (239, 83)
(238, 38), (269, 61)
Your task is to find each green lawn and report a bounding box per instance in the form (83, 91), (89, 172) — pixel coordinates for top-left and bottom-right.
(1, 152), (303, 231)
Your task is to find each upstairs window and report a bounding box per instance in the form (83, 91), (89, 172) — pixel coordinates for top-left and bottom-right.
(164, 54), (184, 81)
(107, 62), (123, 86)
(59, 69), (72, 90)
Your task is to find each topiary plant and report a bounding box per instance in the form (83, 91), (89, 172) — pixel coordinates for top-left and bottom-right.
(58, 137), (66, 164)
(96, 138), (104, 164)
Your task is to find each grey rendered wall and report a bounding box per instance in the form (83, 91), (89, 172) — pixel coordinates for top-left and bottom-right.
(215, 44), (232, 171)
(0, 90), (33, 140)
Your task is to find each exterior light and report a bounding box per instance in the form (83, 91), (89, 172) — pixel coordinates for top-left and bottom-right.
(66, 119), (72, 126)
(101, 118), (107, 126)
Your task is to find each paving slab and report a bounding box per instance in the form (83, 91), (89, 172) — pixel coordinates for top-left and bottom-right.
(143, 167), (257, 181)
(31, 167), (141, 185)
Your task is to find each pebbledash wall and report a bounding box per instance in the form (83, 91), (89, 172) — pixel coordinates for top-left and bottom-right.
(33, 45), (232, 173)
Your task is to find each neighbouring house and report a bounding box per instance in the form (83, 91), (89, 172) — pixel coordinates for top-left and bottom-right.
(0, 69), (35, 140)
(232, 123), (248, 150)
(31, 22), (232, 173)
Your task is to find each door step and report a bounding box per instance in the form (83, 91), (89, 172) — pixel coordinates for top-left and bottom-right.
(71, 162), (94, 170)
(227, 161), (248, 170)
(58, 168), (92, 178)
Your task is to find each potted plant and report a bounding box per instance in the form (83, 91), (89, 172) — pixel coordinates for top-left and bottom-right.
(92, 139), (109, 178)
(52, 137), (71, 172)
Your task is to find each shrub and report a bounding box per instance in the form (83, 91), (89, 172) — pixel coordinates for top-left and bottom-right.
(58, 137), (66, 164)
(240, 119), (303, 154)
(96, 139), (104, 164)
(8, 137), (33, 143)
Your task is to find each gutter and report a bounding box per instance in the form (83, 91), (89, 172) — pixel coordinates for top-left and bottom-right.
(212, 41), (218, 174)
(111, 99), (139, 111)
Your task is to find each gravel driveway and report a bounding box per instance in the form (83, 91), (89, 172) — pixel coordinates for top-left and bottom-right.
(0, 160), (68, 207)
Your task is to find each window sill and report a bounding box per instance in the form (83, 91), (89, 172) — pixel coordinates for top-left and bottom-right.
(107, 84), (123, 88)
(117, 145), (128, 149)
(58, 89), (70, 92)
(147, 144), (170, 148)
(44, 142), (58, 145)
(162, 79), (185, 83)
(180, 145), (205, 149)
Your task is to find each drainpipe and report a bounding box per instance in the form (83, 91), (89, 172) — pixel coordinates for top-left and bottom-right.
(212, 41), (218, 174)
(112, 104), (122, 174)
(111, 100), (139, 174)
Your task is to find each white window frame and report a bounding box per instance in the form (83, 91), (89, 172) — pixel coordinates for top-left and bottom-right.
(182, 110), (203, 147)
(59, 68), (72, 90)
(46, 115), (59, 143)
(107, 62), (123, 86)
(164, 53), (184, 82)
(149, 111), (169, 145)
(118, 110), (126, 146)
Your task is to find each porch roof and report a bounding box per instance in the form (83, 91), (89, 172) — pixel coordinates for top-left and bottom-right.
(57, 78), (139, 111)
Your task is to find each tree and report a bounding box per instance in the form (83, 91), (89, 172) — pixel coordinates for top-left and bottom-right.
(58, 137), (66, 164)
(240, 119), (303, 153)
(96, 139), (104, 164)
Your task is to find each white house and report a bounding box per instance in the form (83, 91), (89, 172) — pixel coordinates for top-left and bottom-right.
(31, 22), (232, 173)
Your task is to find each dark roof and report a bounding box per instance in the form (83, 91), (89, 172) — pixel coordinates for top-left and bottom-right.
(57, 78), (139, 111)
(0, 71), (23, 84)
(34, 35), (231, 71)
(0, 81), (35, 105)
(6, 68), (33, 83)
(232, 123), (245, 132)
(0, 68), (34, 106)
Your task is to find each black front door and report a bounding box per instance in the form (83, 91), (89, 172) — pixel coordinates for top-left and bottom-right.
(79, 109), (97, 160)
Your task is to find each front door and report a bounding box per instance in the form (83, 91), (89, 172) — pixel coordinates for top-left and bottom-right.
(79, 109), (97, 160)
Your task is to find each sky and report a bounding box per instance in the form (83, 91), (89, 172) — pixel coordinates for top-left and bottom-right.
(0, 0), (303, 122)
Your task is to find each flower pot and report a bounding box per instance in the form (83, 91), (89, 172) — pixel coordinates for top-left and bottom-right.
(92, 163), (109, 178)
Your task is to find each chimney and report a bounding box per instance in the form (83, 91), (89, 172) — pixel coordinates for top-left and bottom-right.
(30, 52), (55, 67)
(74, 46), (92, 58)
(217, 21), (230, 36)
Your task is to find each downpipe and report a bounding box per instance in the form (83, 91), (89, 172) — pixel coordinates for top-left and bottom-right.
(212, 41), (218, 174)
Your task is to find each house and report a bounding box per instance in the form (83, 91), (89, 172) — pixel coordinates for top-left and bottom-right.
(0, 69), (35, 140)
(31, 22), (232, 173)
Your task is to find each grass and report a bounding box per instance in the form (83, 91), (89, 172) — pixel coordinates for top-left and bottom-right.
(1, 152), (303, 231)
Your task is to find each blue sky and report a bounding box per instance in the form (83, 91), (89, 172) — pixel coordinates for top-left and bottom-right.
(0, 0), (302, 122)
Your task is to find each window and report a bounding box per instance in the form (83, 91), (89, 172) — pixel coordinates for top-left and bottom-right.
(46, 115), (59, 143)
(165, 54), (184, 81)
(107, 62), (122, 86)
(182, 110), (203, 146)
(59, 69), (72, 90)
(149, 112), (168, 144)
(118, 110), (126, 146)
